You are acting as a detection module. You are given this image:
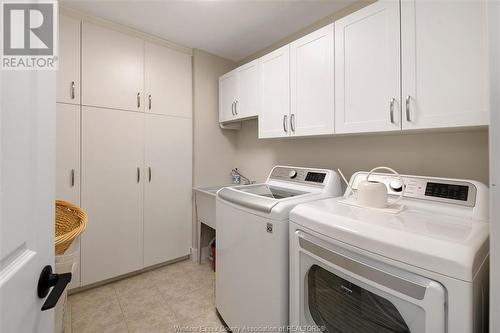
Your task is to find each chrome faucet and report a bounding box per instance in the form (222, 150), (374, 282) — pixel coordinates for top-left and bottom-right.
(231, 168), (255, 185)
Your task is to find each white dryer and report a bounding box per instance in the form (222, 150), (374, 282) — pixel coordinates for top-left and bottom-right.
(289, 172), (489, 333)
(216, 166), (342, 332)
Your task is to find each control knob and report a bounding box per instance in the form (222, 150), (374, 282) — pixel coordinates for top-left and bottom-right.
(389, 179), (404, 192)
(289, 170), (297, 179)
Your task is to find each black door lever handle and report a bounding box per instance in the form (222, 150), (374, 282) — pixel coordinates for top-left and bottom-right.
(37, 265), (72, 311)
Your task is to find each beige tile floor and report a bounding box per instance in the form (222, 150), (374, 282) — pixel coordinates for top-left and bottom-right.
(65, 259), (224, 333)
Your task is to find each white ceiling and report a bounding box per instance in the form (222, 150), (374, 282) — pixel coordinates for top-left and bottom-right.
(61, 0), (355, 61)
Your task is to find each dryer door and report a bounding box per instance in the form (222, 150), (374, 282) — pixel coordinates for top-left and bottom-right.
(290, 230), (446, 333)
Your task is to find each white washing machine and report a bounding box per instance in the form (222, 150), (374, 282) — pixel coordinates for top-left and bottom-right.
(289, 172), (489, 333)
(216, 166), (342, 332)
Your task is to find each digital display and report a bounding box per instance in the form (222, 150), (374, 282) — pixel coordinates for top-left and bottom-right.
(425, 182), (469, 201)
(305, 172), (326, 183)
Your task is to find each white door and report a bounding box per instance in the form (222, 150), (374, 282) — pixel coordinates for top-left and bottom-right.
(57, 14), (80, 104)
(82, 22), (144, 112)
(401, 0), (489, 130)
(236, 59), (260, 119)
(290, 23), (335, 137)
(0, 71), (56, 332)
(144, 114), (192, 267)
(145, 42), (192, 117)
(81, 107), (144, 285)
(56, 103), (80, 205)
(219, 70), (238, 123)
(334, 0), (401, 134)
(258, 45), (291, 138)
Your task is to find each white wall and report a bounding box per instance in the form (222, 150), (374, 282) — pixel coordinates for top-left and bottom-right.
(235, 119), (489, 187)
(193, 49), (237, 187)
(489, 0), (500, 330)
(192, 49), (237, 248)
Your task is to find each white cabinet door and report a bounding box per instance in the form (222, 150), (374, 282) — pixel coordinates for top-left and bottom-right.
(236, 59), (260, 119)
(81, 107), (144, 285)
(335, 1), (401, 134)
(219, 70), (238, 123)
(401, 0), (489, 130)
(82, 22), (144, 112)
(57, 14), (80, 104)
(144, 114), (192, 267)
(290, 23), (334, 137)
(145, 42), (192, 117)
(56, 103), (80, 205)
(56, 103), (81, 289)
(259, 45), (291, 138)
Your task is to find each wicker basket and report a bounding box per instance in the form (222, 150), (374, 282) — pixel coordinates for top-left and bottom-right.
(55, 200), (88, 255)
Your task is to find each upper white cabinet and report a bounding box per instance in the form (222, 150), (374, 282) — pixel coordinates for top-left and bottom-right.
(259, 45), (290, 138)
(144, 114), (192, 267)
(335, 1), (401, 134)
(57, 15), (80, 104)
(224, 0), (489, 138)
(290, 23), (335, 136)
(82, 22), (144, 112)
(219, 60), (260, 123)
(145, 42), (192, 117)
(401, 0), (489, 130)
(219, 70), (238, 123)
(81, 107), (144, 285)
(236, 59), (261, 119)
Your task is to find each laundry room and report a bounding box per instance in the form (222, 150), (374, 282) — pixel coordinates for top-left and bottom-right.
(0, 1), (498, 333)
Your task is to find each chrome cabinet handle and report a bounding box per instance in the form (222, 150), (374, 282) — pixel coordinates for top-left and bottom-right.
(137, 167), (140, 183)
(231, 102), (235, 116)
(389, 98), (396, 124)
(290, 114), (296, 132)
(148, 167), (152, 182)
(137, 92), (141, 109)
(148, 94), (152, 110)
(70, 81), (75, 100)
(405, 95), (411, 122)
(235, 100), (238, 115)
(283, 115), (288, 133)
(70, 169), (75, 187)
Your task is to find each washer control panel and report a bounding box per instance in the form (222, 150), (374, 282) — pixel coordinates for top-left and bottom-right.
(270, 167), (328, 186)
(350, 172), (477, 207)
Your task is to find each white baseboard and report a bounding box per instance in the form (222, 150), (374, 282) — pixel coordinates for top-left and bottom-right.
(190, 247), (198, 262)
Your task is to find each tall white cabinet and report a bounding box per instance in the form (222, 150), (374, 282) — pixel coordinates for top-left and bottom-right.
(81, 107), (145, 285)
(144, 115), (192, 267)
(334, 1), (401, 134)
(56, 13), (83, 290)
(56, 103), (81, 289)
(401, 0), (489, 129)
(57, 13), (193, 287)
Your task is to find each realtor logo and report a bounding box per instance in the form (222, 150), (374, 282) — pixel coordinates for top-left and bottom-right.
(1, 0), (58, 70)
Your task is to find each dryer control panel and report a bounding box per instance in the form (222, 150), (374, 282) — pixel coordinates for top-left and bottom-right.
(350, 172), (478, 207)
